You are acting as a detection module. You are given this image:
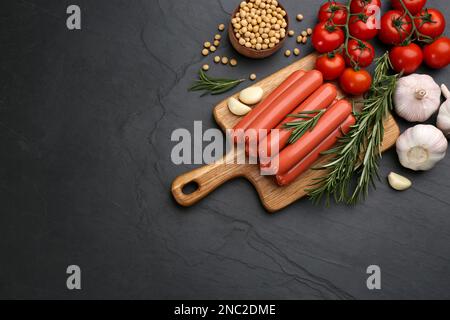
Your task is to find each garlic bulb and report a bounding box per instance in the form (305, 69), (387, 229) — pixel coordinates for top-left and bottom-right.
(396, 124), (448, 171)
(437, 84), (450, 137)
(394, 74), (441, 122)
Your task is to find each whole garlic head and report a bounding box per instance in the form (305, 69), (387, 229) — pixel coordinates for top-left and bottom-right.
(396, 124), (448, 171)
(437, 84), (450, 137)
(394, 74), (441, 122)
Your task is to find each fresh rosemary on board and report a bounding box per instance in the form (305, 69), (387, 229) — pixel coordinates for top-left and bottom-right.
(189, 69), (245, 96)
(307, 52), (401, 205)
(283, 110), (327, 144)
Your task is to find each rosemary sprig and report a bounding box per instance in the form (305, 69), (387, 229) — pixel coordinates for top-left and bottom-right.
(189, 69), (245, 96)
(283, 109), (327, 144)
(307, 52), (401, 205)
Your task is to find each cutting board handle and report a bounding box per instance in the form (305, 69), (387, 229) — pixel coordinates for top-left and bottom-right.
(171, 152), (245, 207)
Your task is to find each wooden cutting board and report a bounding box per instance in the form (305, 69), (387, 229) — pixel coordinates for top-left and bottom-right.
(171, 53), (400, 212)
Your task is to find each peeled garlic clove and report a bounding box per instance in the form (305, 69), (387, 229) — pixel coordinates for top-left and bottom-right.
(394, 74), (441, 122)
(388, 172), (412, 191)
(396, 124), (448, 171)
(437, 84), (450, 137)
(239, 86), (263, 105)
(227, 97), (252, 116)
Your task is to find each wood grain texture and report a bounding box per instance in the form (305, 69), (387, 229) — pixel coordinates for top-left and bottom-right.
(172, 53), (400, 212)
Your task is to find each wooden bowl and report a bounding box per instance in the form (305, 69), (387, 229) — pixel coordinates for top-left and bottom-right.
(228, 2), (289, 59)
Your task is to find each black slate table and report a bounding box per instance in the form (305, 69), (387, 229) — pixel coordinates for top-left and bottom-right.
(1, 0), (450, 299)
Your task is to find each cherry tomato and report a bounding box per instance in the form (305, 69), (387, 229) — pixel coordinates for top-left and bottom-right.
(389, 43), (423, 74)
(350, 0), (381, 14)
(349, 14), (379, 40)
(392, 0), (427, 15)
(318, 1), (348, 25)
(378, 10), (412, 45)
(423, 37), (450, 69)
(311, 22), (345, 53)
(344, 39), (375, 68)
(414, 8), (446, 39)
(339, 68), (372, 95)
(315, 53), (346, 80)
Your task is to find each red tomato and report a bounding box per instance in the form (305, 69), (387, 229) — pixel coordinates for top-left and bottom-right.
(415, 8), (446, 39)
(315, 53), (346, 80)
(311, 22), (345, 53)
(349, 14), (379, 40)
(389, 43), (423, 74)
(318, 1), (348, 25)
(344, 39), (375, 68)
(350, 0), (381, 14)
(339, 68), (372, 95)
(392, 0), (427, 15)
(423, 37), (450, 69)
(378, 10), (413, 45)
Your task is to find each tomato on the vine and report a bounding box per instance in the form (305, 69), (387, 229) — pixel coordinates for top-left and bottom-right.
(339, 68), (372, 95)
(311, 22), (345, 53)
(414, 8), (446, 39)
(349, 14), (378, 40)
(350, 0), (381, 14)
(315, 53), (346, 80)
(344, 39), (375, 68)
(391, 0), (427, 15)
(389, 43), (423, 74)
(423, 37), (450, 69)
(318, 1), (348, 25)
(378, 10), (412, 45)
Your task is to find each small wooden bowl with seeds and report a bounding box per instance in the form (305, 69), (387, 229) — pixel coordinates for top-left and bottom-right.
(228, 0), (289, 59)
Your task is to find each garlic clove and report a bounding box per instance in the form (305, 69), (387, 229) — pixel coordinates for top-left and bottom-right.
(437, 84), (450, 137)
(394, 74), (441, 122)
(239, 86), (264, 105)
(227, 97), (252, 116)
(396, 124), (448, 171)
(388, 172), (412, 191)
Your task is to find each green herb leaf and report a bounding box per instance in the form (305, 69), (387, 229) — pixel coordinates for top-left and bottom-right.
(189, 70), (245, 96)
(283, 109), (326, 144)
(307, 52), (401, 205)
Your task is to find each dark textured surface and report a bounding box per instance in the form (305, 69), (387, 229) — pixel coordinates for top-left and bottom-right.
(1, 0), (450, 299)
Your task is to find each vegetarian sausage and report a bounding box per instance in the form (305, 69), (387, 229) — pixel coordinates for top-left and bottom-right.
(262, 99), (353, 175)
(257, 83), (338, 159)
(275, 114), (356, 186)
(233, 70), (306, 138)
(245, 70), (324, 139)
